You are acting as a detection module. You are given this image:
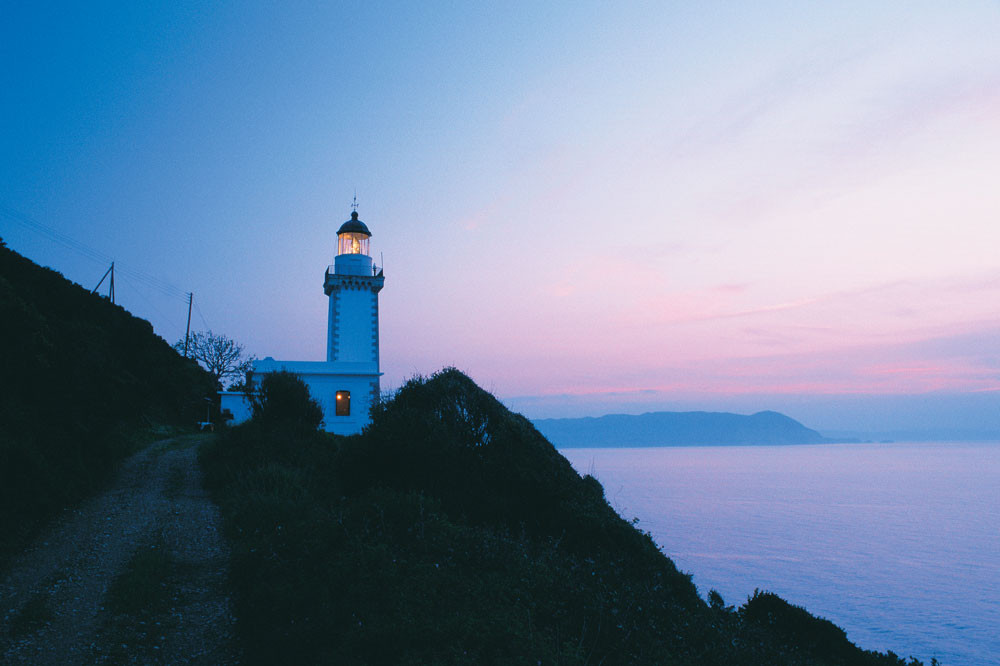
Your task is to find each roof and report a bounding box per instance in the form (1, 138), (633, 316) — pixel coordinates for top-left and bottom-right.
(253, 357), (381, 376)
(337, 210), (371, 236)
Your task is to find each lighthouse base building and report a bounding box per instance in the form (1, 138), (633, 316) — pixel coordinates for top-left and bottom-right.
(220, 209), (385, 435)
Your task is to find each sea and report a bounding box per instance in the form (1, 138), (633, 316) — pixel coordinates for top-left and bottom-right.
(560, 442), (1000, 666)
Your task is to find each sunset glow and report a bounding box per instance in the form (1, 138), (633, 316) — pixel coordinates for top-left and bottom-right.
(3, 2), (999, 432)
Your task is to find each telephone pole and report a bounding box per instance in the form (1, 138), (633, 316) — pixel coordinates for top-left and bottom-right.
(183, 292), (193, 357)
(92, 261), (114, 299)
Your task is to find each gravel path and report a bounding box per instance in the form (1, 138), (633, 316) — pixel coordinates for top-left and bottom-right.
(0, 436), (241, 664)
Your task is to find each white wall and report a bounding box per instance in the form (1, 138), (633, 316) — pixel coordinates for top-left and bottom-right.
(220, 391), (252, 424)
(222, 361), (380, 435)
(329, 287), (377, 363)
(299, 372), (378, 435)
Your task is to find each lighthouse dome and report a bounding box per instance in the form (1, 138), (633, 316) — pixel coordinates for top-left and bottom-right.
(337, 211), (371, 236)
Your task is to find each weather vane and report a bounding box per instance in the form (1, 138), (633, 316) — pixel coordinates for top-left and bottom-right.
(352, 190), (358, 213)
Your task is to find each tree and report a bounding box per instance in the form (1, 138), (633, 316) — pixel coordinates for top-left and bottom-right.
(173, 330), (254, 389)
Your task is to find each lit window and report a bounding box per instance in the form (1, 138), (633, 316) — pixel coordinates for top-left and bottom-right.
(335, 390), (351, 416)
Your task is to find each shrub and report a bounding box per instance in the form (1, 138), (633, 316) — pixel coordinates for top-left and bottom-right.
(248, 371), (324, 432)
(203, 368), (924, 666)
(739, 589), (906, 664)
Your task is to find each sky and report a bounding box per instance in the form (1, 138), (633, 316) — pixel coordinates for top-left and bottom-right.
(3, 2), (1000, 435)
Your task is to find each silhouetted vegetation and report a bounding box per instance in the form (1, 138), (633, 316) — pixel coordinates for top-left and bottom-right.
(172, 329), (255, 390)
(0, 243), (215, 564)
(202, 368), (925, 665)
(248, 370), (324, 432)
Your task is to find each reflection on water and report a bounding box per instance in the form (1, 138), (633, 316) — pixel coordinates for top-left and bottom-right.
(561, 442), (1000, 666)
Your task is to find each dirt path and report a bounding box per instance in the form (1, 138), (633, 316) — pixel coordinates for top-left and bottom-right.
(0, 436), (241, 664)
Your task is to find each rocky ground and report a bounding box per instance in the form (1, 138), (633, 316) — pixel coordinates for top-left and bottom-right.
(0, 435), (241, 665)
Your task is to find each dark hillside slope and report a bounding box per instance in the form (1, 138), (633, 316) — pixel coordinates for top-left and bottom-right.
(535, 410), (829, 447)
(0, 241), (214, 561)
(202, 369), (920, 665)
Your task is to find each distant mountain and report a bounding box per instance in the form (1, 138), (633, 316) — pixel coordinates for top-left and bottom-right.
(533, 410), (831, 448)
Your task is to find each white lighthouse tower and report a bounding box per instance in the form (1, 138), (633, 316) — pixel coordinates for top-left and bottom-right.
(325, 210), (384, 365)
(221, 207), (386, 434)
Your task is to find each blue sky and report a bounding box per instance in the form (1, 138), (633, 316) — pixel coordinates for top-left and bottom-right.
(4, 2), (1000, 434)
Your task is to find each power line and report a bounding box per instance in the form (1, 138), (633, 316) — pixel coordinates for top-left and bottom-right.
(115, 271), (185, 334)
(1, 205), (110, 265)
(3, 206), (231, 348)
(114, 263), (188, 301)
(193, 301), (211, 331)
(0, 205), (189, 302)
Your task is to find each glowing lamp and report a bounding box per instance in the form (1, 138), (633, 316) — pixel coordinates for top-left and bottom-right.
(337, 211), (371, 256)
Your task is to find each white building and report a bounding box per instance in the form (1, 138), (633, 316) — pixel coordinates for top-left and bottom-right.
(220, 209), (385, 434)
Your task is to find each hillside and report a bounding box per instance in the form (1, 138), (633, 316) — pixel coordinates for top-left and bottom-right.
(0, 240), (215, 562)
(201, 369), (921, 665)
(534, 410), (830, 448)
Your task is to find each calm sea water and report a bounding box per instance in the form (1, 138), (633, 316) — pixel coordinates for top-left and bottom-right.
(561, 442), (1000, 666)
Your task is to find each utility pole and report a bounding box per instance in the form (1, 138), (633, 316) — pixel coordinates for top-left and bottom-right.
(184, 292), (193, 357)
(109, 261), (115, 304)
(92, 262), (113, 296)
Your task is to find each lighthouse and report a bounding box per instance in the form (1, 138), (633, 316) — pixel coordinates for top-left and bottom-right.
(325, 210), (384, 364)
(220, 207), (386, 434)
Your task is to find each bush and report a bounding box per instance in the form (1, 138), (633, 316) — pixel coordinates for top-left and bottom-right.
(739, 590), (914, 665)
(742, 590), (848, 651)
(249, 371), (324, 432)
(203, 368), (924, 666)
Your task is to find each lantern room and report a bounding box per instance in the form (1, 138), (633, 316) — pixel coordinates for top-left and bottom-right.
(333, 210), (374, 277)
(337, 211), (371, 256)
